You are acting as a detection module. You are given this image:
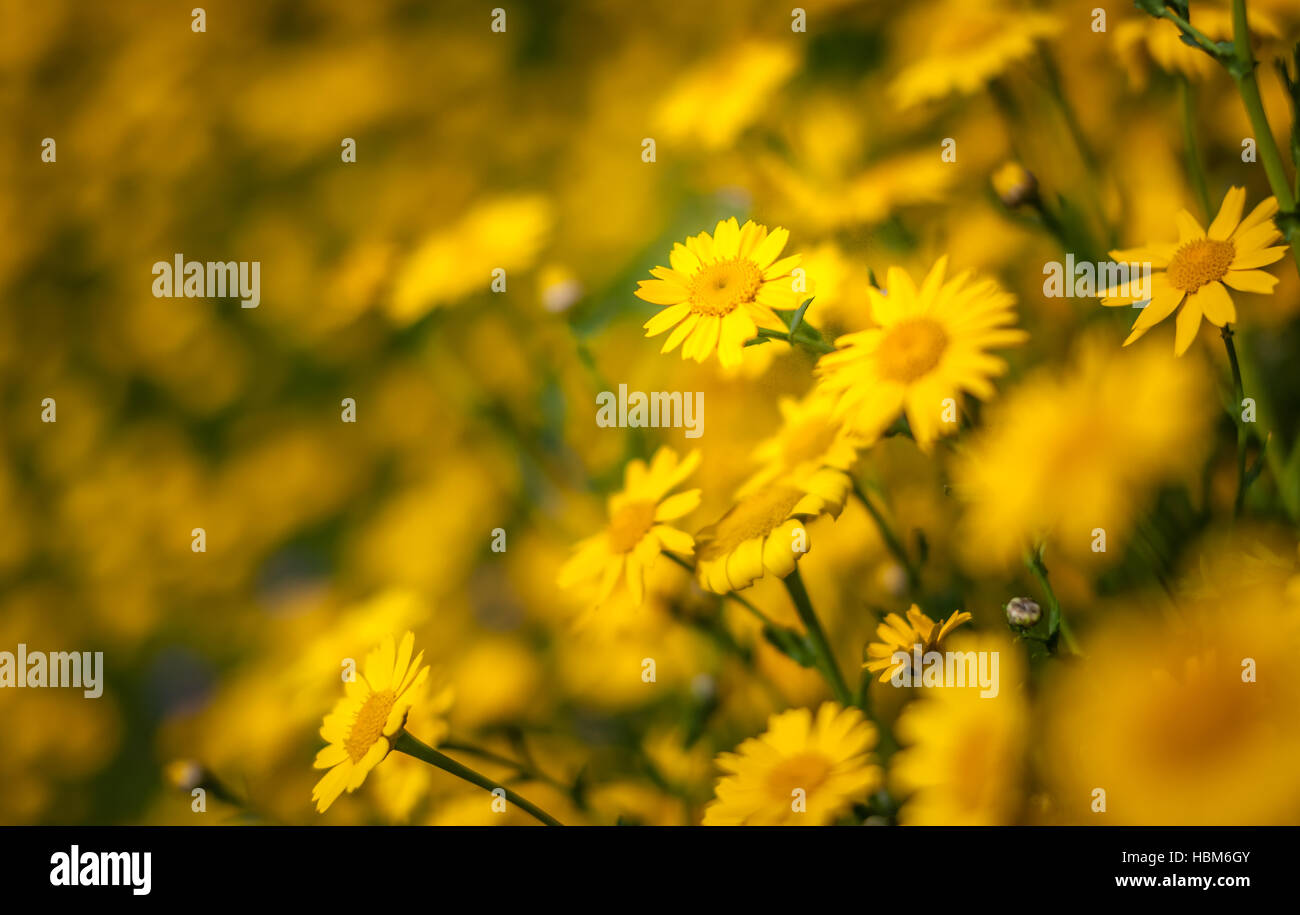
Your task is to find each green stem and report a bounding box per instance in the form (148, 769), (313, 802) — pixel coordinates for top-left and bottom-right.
(1228, 0), (1300, 272)
(1038, 46), (1098, 174)
(1024, 546), (1080, 656)
(1180, 75), (1214, 220)
(438, 739), (573, 796)
(393, 731), (565, 826)
(1222, 325), (1250, 517)
(782, 567), (853, 706)
(851, 479), (921, 594)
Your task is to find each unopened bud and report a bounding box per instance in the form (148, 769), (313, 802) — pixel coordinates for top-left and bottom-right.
(992, 162), (1038, 209)
(1005, 597), (1041, 627)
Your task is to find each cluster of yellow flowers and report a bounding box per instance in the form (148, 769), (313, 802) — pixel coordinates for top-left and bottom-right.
(7, 0), (1300, 829)
(265, 0), (1300, 826)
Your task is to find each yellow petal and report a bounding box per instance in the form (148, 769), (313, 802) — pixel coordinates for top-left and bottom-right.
(661, 314), (699, 353)
(1207, 186), (1246, 240)
(750, 227), (790, 269)
(1189, 282), (1235, 327)
(655, 489), (701, 521)
(1173, 297), (1203, 355)
(635, 279), (688, 305)
(1222, 269), (1279, 294)
(644, 302), (690, 335)
(669, 243), (701, 274)
(1175, 209), (1206, 244)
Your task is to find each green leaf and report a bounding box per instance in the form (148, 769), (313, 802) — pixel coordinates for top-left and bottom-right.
(787, 296), (815, 337)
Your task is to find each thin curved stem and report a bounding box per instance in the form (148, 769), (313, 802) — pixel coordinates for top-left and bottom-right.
(394, 730), (565, 826)
(1024, 546), (1081, 657)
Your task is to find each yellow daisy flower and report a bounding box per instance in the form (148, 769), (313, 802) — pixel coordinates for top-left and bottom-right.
(952, 333), (1213, 570)
(737, 390), (866, 497)
(702, 702), (881, 826)
(635, 217), (808, 368)
(815, 257), (1027, 450)
(889, 1), (1063, 109)
(863, 604), (973, 683)
(1101, 187), (1286, 355)
(312, 631), (431, 813)
(557, 447), (700, 605)
(695, 468), (850, 594)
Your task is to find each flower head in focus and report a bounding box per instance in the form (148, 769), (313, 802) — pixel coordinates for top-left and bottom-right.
(312, 631), (432, 813)
(1100, 187), (1286, 355)
(636, 218), (808, 368)
(863, 604), (973, 683)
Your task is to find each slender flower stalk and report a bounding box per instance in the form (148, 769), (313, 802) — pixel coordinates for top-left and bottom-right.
(1228, 0), (1299, 274)
(393, 730), (565, 826)
(1024, 546), (1080, 656)
(1221, 325), (1251, 516)
(782, 567), (853, 706)
(438, 739), (573, 798)
(1180, 75), (1213, 220)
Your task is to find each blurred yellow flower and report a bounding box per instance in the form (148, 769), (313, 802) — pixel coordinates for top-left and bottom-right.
(954, 335), (1214, 569)
(695, 468), (849, 593)
(1043, 591), (1300, 824)
(703, 702), (880, 826)
(891, 632), (1028, 825)
(1101, 188), (1286, 354)
(557, 447), (700, 606)
(388, 194), (552, 323)
(890, 0), (1062, 108)
(635, 217), (807, 368)
(312, 631), (431, 813)
(816, 257), (1026, 450)
(863, 604), (973, 683)
(654, 40), (799, 150)
(737, 391), (865, 496)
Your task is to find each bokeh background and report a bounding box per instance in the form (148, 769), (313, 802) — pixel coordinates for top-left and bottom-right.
(3, 0), (1300, 825)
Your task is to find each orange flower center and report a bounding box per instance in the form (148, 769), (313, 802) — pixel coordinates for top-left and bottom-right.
(764, 751), (834, 803)
(876, 318), (948, 383)
(1167, 238), (1235, 293)
(346, 689), (396, 762)
(607, 499), (657, 553)
(688, 258), (764, 316)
